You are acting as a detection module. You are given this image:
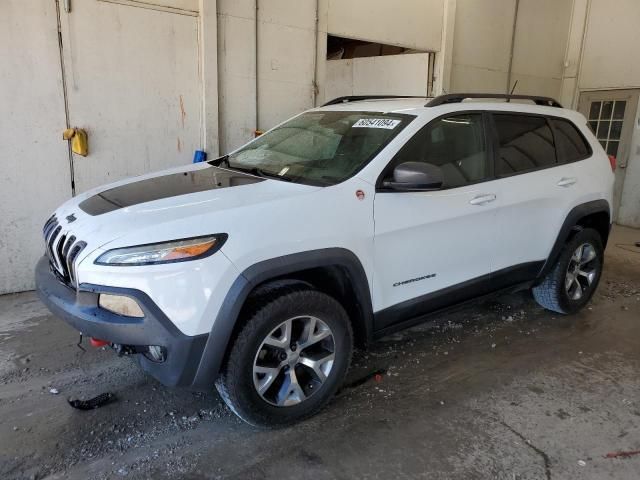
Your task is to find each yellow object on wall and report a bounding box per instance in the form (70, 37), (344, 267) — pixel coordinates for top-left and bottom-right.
(63, 128), (88, 156)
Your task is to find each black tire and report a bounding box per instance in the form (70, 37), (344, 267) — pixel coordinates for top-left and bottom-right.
(532, 228), (604, 314)
(215, 286), (353, 427)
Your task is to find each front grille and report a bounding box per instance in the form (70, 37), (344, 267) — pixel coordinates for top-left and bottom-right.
(43, 215), (87, 287)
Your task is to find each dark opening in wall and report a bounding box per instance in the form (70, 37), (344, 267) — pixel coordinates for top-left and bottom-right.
(326, 35), (424, 60)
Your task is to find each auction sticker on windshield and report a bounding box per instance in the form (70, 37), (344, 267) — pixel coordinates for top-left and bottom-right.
(352, 118), (401, 129)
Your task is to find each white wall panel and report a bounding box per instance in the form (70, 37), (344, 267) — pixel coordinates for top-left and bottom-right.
(258, 16), (316, 129)
(451, 0), (571, 98)
(217, 1), (257, 153)
(0, 0), (72, 293)
(580, 0), (640, 90)
(217, 0), (316, 152)
(450, 0), (516, 93)
(326, 54), (430, 100)
(510, 0), (572, 98)
(99, 0), (198, 13)
(59, 1), (201, 193)
(326, 0), (443, 51)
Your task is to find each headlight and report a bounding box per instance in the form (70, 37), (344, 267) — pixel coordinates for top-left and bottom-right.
(95, 234), (227, 266)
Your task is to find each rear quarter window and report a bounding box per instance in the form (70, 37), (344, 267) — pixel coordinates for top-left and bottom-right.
(493, 114), (557, 175)
(550, 118), (592, 162)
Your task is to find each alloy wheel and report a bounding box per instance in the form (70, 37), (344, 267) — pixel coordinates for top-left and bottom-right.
(565, 242), (598, 301)
(253, 316), (335, 407)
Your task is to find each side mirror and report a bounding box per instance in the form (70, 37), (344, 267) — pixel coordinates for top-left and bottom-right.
(383, 161), (443, 191)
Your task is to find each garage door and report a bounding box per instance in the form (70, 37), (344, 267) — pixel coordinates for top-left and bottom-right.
(0, 0), (72, 294)
(59, 0), (202, 193)
(0, 0), (202, 294)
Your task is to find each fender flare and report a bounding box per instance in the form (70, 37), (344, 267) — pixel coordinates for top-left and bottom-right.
(190, 248), (374, 389)
(535, 199), (611, 283)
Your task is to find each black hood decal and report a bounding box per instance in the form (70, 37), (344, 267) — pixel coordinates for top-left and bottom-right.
(79, 166), (263, 216)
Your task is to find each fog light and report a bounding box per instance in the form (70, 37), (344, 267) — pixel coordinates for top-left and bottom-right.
(144, 345), (166, 363)
(98, 294), (144, 318)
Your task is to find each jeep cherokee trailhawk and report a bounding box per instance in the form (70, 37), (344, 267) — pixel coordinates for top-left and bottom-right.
(36, 93), (614, 426)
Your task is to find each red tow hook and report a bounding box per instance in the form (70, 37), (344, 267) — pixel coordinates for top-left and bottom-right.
(90, 337), (109, 348)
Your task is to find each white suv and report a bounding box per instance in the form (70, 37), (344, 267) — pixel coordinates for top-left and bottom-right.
(36, 93), (614, 426)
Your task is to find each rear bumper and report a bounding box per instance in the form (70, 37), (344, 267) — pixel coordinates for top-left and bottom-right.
(35, 255), (208, 388)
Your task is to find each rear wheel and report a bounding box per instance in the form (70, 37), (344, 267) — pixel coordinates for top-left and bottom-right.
(216, 287), (352, 427)
(532, 228), (604, 314)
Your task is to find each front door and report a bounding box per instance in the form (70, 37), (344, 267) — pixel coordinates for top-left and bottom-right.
(58, 0), (202, 193)
(578, 89), (639, 221)
(372, 113), (497, 331)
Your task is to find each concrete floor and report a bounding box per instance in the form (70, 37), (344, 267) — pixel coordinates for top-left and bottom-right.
(1, 226), (639, 480)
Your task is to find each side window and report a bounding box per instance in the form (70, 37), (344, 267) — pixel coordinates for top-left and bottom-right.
(551, 118), (591, 163)
(494, 114), (557, 176)
(389, 114), (489, 188)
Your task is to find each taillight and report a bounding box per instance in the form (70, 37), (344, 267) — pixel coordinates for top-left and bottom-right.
(608, 155), (617, 172)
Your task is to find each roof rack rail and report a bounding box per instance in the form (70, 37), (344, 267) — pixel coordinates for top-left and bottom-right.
(322, 95), (426, 107)
(426, 93), (562, 108)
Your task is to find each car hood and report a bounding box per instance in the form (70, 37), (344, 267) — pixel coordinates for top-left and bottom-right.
(51, 163), (319, 258)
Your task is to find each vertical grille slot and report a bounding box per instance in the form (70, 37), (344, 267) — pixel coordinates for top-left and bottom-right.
(47, 226), (62, 272)
(43, 215), (57, 236)
(42, 215), (87, 288)
(67, 241), (87, 286)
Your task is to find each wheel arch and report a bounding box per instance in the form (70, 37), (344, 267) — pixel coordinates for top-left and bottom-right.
(191, 248), (374, 389)
(536, 199), (611, 284)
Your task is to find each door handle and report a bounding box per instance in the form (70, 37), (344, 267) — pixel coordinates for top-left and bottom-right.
(469, 194), (496, 205)
(557, 177), (577, 187)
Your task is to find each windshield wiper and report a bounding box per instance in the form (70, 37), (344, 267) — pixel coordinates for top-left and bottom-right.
(212, 156), (293, 182)
(247, 167), (294, 182)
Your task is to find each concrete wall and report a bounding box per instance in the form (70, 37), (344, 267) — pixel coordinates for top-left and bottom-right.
(575, 0), (640, 227)
(450, 0), (572, 98)
(217, 0), (316, 153)
(325, 0), (443, 51)
(579, 0), (640, 91)
(257, 0), (317, 132)
(0, 1), (72, 294)
(218, 0), (445, 153)
(450, 0), (516, 93)
(510, 0), (573, 98)
(217, 0), (258, 153)
(325, 54), (431, 100)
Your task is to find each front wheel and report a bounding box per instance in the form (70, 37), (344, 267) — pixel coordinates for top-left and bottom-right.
(216, 287), (353, 427)
(533, 228), (604, 314)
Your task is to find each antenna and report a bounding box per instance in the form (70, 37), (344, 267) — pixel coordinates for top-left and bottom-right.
(507, 80), (519, 102)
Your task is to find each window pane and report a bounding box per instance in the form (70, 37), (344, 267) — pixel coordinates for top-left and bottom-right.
(600, 140), (607, 149)
(589, 102), (601, 120)
(391, 114), (488, 188)
(597, 120), (610, 139)
(551, 119), (590, 162)
(494, 114), (556, 175)
(601, 101), (613, 120)
(613, 101), (626, 119)
(606, 141), (619, 157)
(588, 121), (598, 133)
(610, 121), (623, 140)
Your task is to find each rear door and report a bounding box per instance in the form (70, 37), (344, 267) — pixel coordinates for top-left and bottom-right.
(578, 90), (639, 221)
(372, 112), (497, 331)
(489, 113), (580, 279)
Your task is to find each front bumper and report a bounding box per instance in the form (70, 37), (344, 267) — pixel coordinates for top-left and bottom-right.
(35, 255), (208, 387)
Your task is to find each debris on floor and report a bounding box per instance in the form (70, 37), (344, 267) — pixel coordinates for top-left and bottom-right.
(604, 449), (640, 459)
(68, 392), (116, 410)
